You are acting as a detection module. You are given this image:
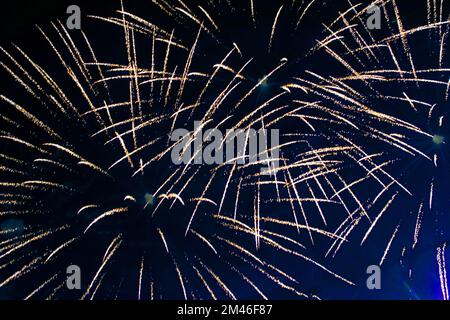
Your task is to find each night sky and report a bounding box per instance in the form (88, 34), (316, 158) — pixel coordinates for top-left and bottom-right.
(0, 0), (449, 300)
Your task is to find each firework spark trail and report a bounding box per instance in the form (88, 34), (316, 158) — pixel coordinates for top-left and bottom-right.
(0, 231), (46, 253)
(25, 272), (61, 300)
(0, 255), (47, 288)
(191, 229), (217, 255)
(82, 237), (123, 300)
(361, 192), (398, 245)
(268, 5), (283, 53)
(285, 162), (313, 242)
(77, 205), (100, 215)
(185, 171), (217, 236)
(173, 258), (187, 300)
(45, 238), (78, 263)
(33, 158), (74, 173)
(52, 21), (96, 95)
(233, 176), (243, 220)
(1, 0), (449, 299)
(218, 162), (236, 214)
(226, 261), (268, 300)
(0, 226), (67, 262)
(84, 208), (128, 233)
(89, 273), (107, 300)
(229, 215), (344, 242)
(296, 0), (318, 28)
(429, 179), (434, 209)
(437, 243), (449, 300)
(192, 264), (216, 299)
(158, 228), (170, 254)
(379, 224), (399, 265)
(244, 231), (355, 285)
(168, 168), (200, 209)
(326, 214), (360, 258)
(158, 193), (185, 206)
(230, 220), (308, 251)
(337, 134), (411, 195)
(14, 44), (79, 116)
(0, 47), (47, 104)
(232, 252), (308, 298)
(38, 24), (105, 126)
(198, 258), (236, 300)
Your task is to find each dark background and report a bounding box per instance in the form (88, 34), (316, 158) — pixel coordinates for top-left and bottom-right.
(0, 0), (449, 300)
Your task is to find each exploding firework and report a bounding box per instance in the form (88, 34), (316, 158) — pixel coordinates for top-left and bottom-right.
(0, 0), (449, 300)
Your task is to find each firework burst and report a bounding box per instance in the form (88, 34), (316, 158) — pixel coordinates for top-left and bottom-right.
(0, 0), (449, 300)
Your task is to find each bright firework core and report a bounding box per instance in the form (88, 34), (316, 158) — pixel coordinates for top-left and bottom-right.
(433, 135), (445, 145)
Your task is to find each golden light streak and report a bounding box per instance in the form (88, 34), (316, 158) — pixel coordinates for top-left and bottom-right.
(82, 237), (122, 300)
(268, 6), (283, 53)
(437, 243), (449, 300)
(361, 192), (398, 245)
(380, 225), (399, 265)
(84, 207), (128, 233)
(45, 238), (78, 263)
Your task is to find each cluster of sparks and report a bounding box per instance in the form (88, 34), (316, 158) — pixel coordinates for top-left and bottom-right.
(0, 0), (449, 299)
